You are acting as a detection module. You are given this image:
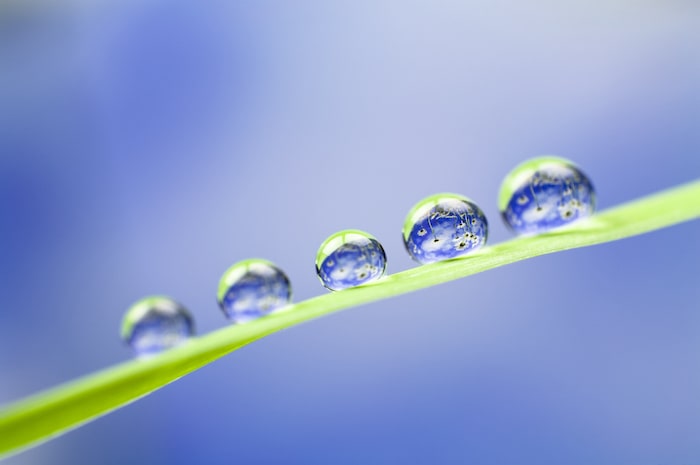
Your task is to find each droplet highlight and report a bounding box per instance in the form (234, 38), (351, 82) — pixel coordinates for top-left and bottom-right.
(316, 229), (387, 291)
(499, 156), (596, 235)
(403, 193), (488, 264)
(121, 296), (195, 357)
(217, 259), (292, 323)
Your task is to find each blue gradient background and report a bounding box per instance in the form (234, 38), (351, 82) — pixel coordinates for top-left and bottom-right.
(1, 1), (699, 464)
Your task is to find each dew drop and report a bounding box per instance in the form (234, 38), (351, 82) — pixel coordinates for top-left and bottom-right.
(217, 259), (292, 324)
(315, 229), (387, 291)
(121, 296), (195, 357)
(402, 193), (488, 264)
(499, 156), (596, 235)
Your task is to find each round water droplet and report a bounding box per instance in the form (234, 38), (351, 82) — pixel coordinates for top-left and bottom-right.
(121, 296), (195, 357)
(499, 156), (596, 235)
(402, 193), (488, 264)
(316, 229), (387, 291)
(217, 259), (292, 323)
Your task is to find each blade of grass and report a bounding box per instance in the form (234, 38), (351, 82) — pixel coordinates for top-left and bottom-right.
(1, 179), (699, 459)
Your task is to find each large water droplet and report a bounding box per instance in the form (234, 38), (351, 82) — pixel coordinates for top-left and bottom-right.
(316, 229), (387, 291)
(121, 296), (195, 357)
(499, 156), (596, 235)
(403, 193), (488, 264)
(217, 259), (292, 323)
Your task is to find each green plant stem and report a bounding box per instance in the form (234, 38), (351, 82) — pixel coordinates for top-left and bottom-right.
(1, 179), (699, 459)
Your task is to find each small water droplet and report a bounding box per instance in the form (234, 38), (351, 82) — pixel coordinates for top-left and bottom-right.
(217, 259), (292, 324)
(499, 156), (596, 235)
(121, 296), (195, 357)
(315, 229), (387, 291)
(402, 193), (488, 264)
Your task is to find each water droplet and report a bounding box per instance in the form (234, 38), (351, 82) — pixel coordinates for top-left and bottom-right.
(217, 259), (292, 323)
(403, 193), (488, 264)
(121, 296), (195, 357)
(499, 156), (596, 235)
(316, 229), (387, 291)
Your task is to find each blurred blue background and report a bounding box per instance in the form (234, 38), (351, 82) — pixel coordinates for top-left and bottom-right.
(1, 0), (699, 463)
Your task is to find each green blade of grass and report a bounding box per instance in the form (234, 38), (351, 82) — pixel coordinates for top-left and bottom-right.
(1, 179), (699, 459)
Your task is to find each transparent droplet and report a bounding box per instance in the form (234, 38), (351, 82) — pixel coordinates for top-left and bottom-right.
(316, 229), (387, 291)
(402, 193), (488, 264)
(499, 156), (596, 235)
(121, 296), (195, 357)
(217, 259), (292, 324)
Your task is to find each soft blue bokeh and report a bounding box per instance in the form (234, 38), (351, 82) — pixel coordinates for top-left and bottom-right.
(1, 0), (699, 464)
